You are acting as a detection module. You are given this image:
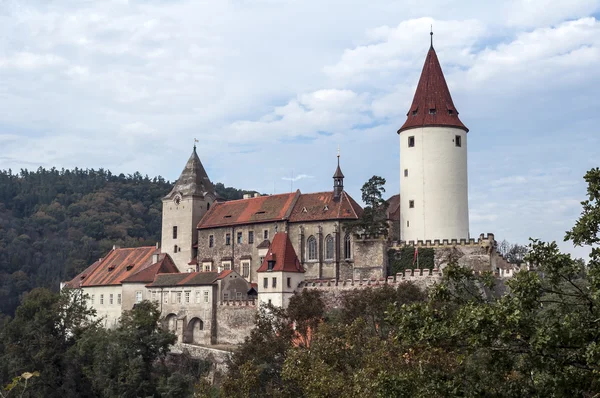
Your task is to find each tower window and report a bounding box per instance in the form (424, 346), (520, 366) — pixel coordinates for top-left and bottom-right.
(287, 277), (291, 288)
(225, 233), (231, 246)
(409, 200), (415, 208)
(455, 135), (462, 147)
(407, 221), (410, 227)
(408, 136), (415, 147)
(174, 245), (178, 253)
(209, 235), (214, 248)
(429, 108), (436, 114)
(404, 169), (408, 177)
(172, 226), (177, 239)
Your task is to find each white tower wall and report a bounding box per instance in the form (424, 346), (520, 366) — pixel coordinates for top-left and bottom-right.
(399, 126), (469, 242)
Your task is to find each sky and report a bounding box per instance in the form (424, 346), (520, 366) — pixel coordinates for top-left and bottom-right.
(1, 0), (599, 260)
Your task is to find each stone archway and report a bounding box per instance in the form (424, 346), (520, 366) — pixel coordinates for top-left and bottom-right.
(164, 313), (177, 333)
(184, 317), (205, 344)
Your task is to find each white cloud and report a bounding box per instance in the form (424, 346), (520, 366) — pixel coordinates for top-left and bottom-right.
(282, 174), (314, 182)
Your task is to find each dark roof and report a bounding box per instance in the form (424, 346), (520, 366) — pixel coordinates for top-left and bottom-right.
(386, 194), (400, 221)
(66, 247), (159, 287)
(122, 254), (179, 283)
(257, 232), (304, 273)
(256, 239), (271, 249)
(198, 191), (299, 229)
(148, 272), (219, 287)
(165, 146), (214, 199)
(288, 191), (362, 223)
(398, 45), (468, 133)
(333, 158), (344, 179)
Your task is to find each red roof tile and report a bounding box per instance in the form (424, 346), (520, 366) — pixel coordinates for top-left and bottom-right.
(122, 254), (179, 283)
(67, 247), (158, 287)
(288, 191), (362, 223)
(257, 232), (304, 273)
(398, 45), (468, 133)
(148, 272), (220, 287)
(198, 191), (300, 229)
(217, 270), (233, 279)
(63, 259), (103, 289)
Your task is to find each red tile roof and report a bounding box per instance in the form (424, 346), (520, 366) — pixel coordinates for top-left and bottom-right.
(66, 247), (159, 287)
(122, 254), (179, 283)
(148, 272), (220, 287)
(217, 270), (233, 279)
(288, 191), (362, 223)
(198, 191), (300, 229)
(257, 232), (304, 273)
(398, 45), (468, 134)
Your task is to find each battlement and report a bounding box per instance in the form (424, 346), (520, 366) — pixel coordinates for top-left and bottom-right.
(391, 233), (496, 249)
(299, 268), (443, 290)
(219, 299), (257, 307)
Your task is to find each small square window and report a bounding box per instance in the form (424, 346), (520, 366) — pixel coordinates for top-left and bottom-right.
(408, 136), (415, 147)
(407, 221), (410, 227)
(404, 169), (408, 177)
(409, 200), (415, 208)
(455, 135), (462, 147)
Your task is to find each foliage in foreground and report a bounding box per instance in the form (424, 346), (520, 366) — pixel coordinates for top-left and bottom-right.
(222, 168), (600, 397)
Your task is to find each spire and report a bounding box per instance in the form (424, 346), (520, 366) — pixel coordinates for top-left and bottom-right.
(430, 25), (433, 48)
(397, 34), (468, 134)
(165, 145), (214, 199)
(333, 147), (344, 200)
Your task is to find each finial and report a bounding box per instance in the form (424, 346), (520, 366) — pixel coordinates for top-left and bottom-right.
(337, 144), (340, 165)
(430, 25), (433, 48)
(193, 138), (198, 151)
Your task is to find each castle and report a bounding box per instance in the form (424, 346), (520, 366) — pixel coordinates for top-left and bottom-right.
(63, 36), (517, 346)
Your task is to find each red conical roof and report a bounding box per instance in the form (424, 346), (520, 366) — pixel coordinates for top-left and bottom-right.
(398, 45), (468, 134)
(257, 232), (304, 273)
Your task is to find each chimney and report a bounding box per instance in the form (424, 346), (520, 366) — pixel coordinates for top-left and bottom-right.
(152, 253), (160, 264)
(155, 242), (160, 250)
(112, 245), (120, 250)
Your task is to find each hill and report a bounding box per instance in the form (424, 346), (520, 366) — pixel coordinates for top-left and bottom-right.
(0, 167), (256, 318)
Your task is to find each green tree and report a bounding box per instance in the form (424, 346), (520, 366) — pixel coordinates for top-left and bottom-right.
(345, 176), (389, 237)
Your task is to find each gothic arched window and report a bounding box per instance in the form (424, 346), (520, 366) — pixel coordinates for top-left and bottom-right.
(325, 235), (334, 260)
(344, 234), (351, 259)
(307, 236), (317, 260)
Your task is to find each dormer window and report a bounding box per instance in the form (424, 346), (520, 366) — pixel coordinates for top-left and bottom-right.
(429, 108), (436, 115)
(267, 260), (276, 271)
(448, 109), (454, 115)
(108, 266), (115, 272)
(302, 207), (307, 213)
(412, 110), (418, 116)
(126, 265), (133, 271)
(323, 205), (329, 211)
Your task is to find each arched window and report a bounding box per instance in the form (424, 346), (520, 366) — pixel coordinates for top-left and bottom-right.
(344, 234), (351, 259)
(207, 202), (210, 211)
(325, 235), (334, 260)
(307, 236), (317, 260)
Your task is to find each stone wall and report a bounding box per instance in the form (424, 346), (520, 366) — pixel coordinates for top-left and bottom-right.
(170, 343), (232, 383)
(216, 300), (257, 345)
(352, 237), (387, 279)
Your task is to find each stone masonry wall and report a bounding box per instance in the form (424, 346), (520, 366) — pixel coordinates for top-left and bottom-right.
(216, 301), (257, 345)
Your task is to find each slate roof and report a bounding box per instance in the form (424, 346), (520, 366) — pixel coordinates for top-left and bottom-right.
(121, 254), (179, 283)
(165, 146), (214, 199)
(66, 246), (159, 287)
(197, 191), (300, 229)
(398, 44), (468, 133)
(257, 232), (304, 273)
(288, 191), (362, 223)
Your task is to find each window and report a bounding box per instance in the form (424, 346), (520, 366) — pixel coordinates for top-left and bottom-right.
(174, 245), (178, 253)
(223, 293), (229, 301)
(344, 234), (352, 259)
(237, 231), (243, 244)
(110, 294), (113, 305)
(242, 261), (250, 278)
(263, 230), (269, 240)
(409, 200), (415, 208)
(225, 233), (231, 245)
(455, 135), (462, 147)
(202, 262), (212, 272)
(412, 109), (418, 116)
(117, 294), (122, 305)
(135, 291), (142, 304)
(195, 291), (201, 304)
(209, 235), (214, 248)
(236, 292), (242, 300)
(100, 294), (104, 305)
(272, 277), (277, 288)
(263, 278), (268, 289)
(268, 299), (272, 305)
(91, 294), (95, 305)
(448, 109), (454, 115)
(287, 277), (291, 288)
(185, 291), (190, 303)
(429, 108), (436, 114)
(407, 220), (410, 227)
(404, 169), (408, 177)
(173, 226), (177, 239)
(204, 291), (209, 303)
(408, 136), (415, 147)
(325, 235), (334, 260)
(222, 261), (231, 271)
(307, 236), (317, 260)
(207, 202), (210, 210)
(176, 292), (182, 304)
(164, 292), (168, 304)
(248, 231), (254, 244)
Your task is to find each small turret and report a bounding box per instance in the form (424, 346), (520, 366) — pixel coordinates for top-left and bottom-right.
(333, 148), (344, 201)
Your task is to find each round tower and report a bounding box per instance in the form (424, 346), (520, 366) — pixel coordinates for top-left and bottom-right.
(398, 34), (469, 242)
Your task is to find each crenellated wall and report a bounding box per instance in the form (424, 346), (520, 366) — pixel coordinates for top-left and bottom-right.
(215, 300), (257, 345)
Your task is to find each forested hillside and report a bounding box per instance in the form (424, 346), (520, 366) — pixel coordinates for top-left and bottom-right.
(0, 167), (255, 318)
